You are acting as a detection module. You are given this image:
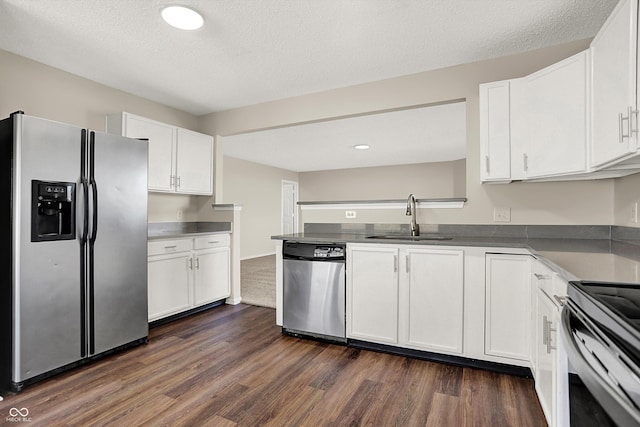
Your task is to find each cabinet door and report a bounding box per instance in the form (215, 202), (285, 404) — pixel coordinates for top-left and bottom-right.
(148, 252), (192, 321)
(485, 254), (531, 361)
(176, 128), (213, 195)
(402, 248), (464, 354)
(193, 247), (230, 306)
(124, 114), (175, 192)
(591, 0), (638, 167)
(347, 246), (399, 344)
(530, 259), (556, 376)
(479, 80), (512, 182)
(524, 51), (589, 178)
(535, 289), (557, 426)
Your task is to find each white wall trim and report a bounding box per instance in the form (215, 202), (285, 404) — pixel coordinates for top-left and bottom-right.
(281, 180), (299, 234)
(300, 200), (465, 210)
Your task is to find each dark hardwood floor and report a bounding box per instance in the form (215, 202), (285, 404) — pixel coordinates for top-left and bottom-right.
(0, 304), (546, 426)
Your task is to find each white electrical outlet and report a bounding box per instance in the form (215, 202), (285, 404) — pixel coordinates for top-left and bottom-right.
(345, 210), (357, 219)
(632, 202), (638, 224)
(493, 207), (511, 222)
(177, 210), (183, 220)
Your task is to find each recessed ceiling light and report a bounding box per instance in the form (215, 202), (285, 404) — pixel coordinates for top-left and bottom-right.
(354, 144), (370, 150)
(161, 6), (204, 30)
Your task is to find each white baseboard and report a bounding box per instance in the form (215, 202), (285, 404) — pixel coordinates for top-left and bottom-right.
(225, 296), (242, 305)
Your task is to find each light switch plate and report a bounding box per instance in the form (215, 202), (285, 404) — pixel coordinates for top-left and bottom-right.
(493, 207), (511, 222)
(345, 210), (357, 219)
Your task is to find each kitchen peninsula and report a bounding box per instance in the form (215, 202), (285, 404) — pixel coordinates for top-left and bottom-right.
(273, 223), (640, 427)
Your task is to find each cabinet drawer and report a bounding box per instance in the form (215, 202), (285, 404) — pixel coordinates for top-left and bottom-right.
(194, 234), (230, 250)
(148, 239), (193, 256)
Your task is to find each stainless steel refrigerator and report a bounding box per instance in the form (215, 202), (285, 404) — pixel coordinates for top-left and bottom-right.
(0, 112), (149, 392)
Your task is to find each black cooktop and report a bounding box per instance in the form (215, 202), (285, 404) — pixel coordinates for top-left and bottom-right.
(568, 281), (640, 363)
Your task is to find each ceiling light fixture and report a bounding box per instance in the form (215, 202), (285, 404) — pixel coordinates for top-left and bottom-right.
(161, 6), (204, 30)
(354, 144), (370, 150)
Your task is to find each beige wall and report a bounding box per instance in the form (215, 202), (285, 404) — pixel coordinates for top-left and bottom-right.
(220, 156), (299, 259)
(202, 39), (617, 229)
(614, 173), (640, 227)
(299, 160), (466, 201)
(0, 49), (205, 223)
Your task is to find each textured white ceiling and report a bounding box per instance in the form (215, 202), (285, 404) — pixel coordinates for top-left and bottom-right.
(0, 0), (617, 116)
(223, 101), (467, 172)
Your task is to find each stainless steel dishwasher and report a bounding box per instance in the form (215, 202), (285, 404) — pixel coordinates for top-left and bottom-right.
(282, 241), (346, 342)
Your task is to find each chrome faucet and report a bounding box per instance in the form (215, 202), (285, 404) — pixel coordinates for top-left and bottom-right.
(405, 193), (420, 236)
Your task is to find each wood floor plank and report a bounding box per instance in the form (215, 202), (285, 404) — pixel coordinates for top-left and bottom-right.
(0, 304), (546, 426)
(426, 392), (461, 427)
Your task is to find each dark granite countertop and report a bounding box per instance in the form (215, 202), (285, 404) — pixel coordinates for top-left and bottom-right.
(271, 225), (640, 285)
(148, 221), (232, 240)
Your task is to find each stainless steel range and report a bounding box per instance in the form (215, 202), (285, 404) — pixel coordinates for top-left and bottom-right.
(561, 280), (640, 426)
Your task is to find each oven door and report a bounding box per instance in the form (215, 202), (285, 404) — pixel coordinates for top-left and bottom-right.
(561, 304), (640, 427)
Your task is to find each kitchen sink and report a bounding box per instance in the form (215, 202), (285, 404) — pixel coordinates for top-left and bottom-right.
(366, 235), (453, 241)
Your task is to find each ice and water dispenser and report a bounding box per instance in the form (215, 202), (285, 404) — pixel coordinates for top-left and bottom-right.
(31, 180), (76, 241)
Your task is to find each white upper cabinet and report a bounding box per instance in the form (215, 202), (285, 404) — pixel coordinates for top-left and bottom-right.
(479, 80), (512, 182)
(175, 128), (214, 195)
(106, 112), (214, 195)
(523, 51), (589, 178)
(116, 114), (176, 192)
(591, 0), (639, 168)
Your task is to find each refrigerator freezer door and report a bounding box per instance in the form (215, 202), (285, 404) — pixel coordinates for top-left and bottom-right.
(89, 131), (148, 355)
(14, 115), (84, 382)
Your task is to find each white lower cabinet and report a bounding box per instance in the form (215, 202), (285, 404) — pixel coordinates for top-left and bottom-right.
(402, 248), (464, 354)
(347, 245), (399, 344)
(148, 251), (192, 321)
(148, 234), (230, 322)
(193, 246), (231, 306)
(531, 259), (569, 427)
(347, 244), (464, 354)
(484, 254), (531, 361)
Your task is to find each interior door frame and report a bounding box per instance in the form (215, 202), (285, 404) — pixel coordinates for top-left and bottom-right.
(281, 180), (299, 234)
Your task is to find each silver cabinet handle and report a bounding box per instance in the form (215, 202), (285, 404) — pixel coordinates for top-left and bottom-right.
(523, 153), (529, 172)
(164, 245), (177, 249)
(533, 273), (550, 280)
(619, 106), (639, 143)
(208, 241), (220, 244)
(188, 257), (193, 270)
(393, 255), (398, 273)
(485, 155), (490, 174)
(170, 174), (174, 187)
(543, 315), (557, 354)
(176, 176), (181, 188)
(553, 295), (567, 307)
(547, 320), (557, 354)
(405, 255), (410, 273)
(195, 257), (200, 269)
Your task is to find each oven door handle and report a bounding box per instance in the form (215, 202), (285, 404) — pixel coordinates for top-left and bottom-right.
(560, 305), (640, 427)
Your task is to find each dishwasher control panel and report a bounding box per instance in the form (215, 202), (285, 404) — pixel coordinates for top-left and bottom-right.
(313, 246), (344, 259)
(283, 241), (345, 261)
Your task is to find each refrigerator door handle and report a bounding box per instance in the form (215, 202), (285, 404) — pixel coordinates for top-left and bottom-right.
(88, 132), (98, 244)
(87, 131), (97, 354)
(80, 129), (89, 357)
